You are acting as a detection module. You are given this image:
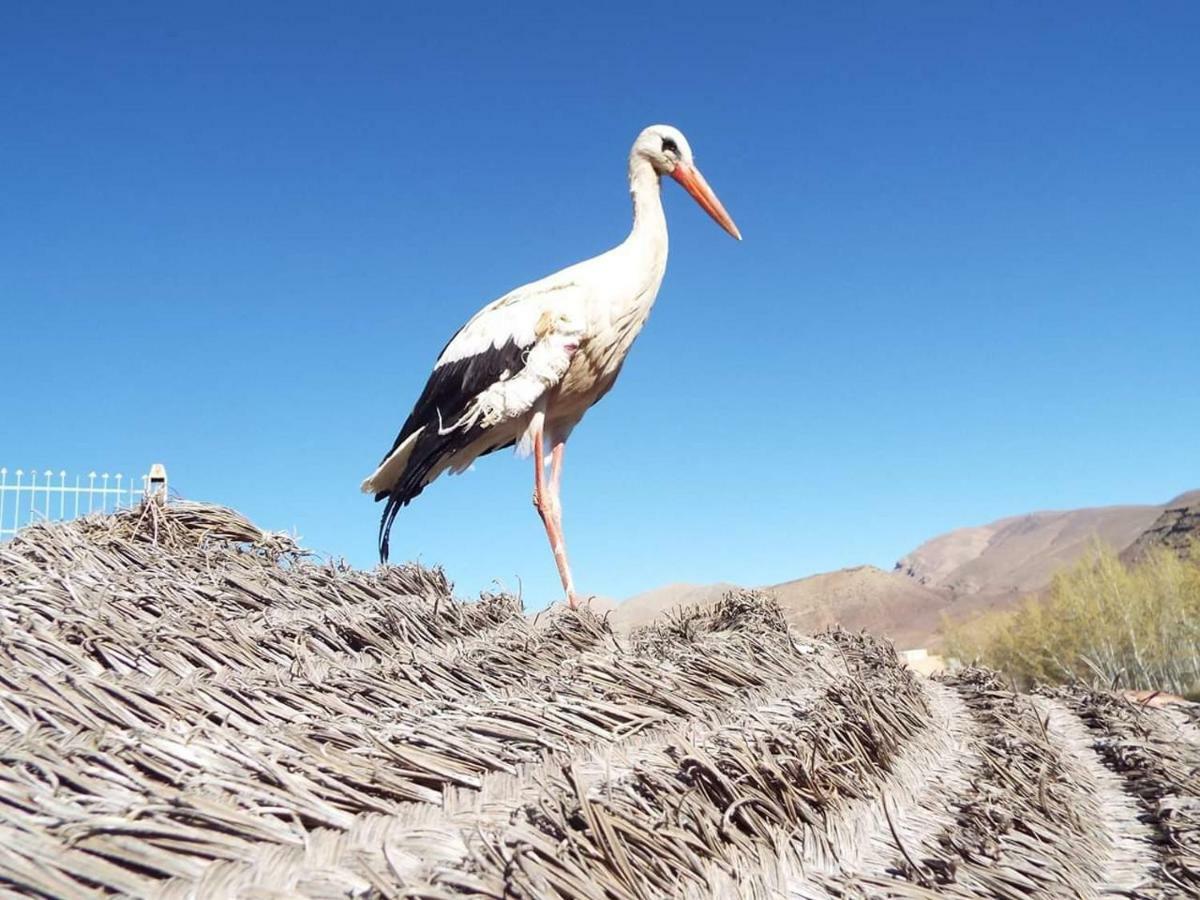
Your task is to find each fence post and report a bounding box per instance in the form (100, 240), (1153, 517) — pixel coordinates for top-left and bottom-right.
(148, 463), (168, 501)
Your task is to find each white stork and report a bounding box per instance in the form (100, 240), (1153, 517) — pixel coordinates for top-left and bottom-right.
(362, 124), (740, 607)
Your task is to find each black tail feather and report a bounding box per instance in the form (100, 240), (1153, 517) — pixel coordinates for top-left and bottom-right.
(378, 497), (398, 564)
(376, 477), (432, 564)
(371, 338), (532, 564)
(374, 432), (513, 564)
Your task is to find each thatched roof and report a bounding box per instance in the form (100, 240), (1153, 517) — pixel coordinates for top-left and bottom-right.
(0, 501), (1197, 897)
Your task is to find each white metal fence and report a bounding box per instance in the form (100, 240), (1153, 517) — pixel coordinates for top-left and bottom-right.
(0, 465), (167, 541)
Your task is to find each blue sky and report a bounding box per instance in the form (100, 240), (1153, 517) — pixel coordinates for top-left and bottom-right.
(3, 2), (1197, 607)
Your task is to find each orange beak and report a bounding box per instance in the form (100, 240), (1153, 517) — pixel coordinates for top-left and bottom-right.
(671, 162), (742, 240)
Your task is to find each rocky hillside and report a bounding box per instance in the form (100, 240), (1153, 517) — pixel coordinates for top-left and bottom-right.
(1, 501), (1197, 897)
(1122, 490), (1200, 563)
(613, 490), (1197, 648)
(893, 497), (1179, 600)
(607, 581), (737, 631)
(608, 570), (947, 648)
(750, 565), (952, 649)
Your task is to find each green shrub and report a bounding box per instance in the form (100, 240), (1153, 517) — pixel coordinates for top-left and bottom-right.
(943, 541), (1200, 696)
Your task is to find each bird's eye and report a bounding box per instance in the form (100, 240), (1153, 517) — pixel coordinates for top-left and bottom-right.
(661, 138), (679, 156)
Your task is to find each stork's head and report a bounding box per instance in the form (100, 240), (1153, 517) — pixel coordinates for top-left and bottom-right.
(632, 124), (741, 241)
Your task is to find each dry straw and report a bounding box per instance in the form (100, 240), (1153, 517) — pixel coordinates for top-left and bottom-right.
(0, 500), (1196, 897)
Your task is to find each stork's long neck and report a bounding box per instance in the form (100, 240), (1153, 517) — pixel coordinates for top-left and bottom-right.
(576, 155), (668, 373)
(625, 155), (669, 271)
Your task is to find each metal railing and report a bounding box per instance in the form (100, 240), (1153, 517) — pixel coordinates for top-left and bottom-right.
(0, 464), (167, 540)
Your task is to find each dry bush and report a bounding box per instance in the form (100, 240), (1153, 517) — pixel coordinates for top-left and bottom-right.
(944, 541), (1200, 697)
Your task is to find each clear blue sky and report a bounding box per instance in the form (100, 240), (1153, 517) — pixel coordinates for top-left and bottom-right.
(3, 2), (1197, 607)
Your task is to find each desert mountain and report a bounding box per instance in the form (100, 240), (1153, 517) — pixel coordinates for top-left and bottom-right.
(612, 490), (1197, 648)
(759, 565), (951, 648)
(1121, 490), (1200, 563)
(610, 568), (949, 648)
(607, 582), (737, 631)
(893, 500), (1170, 600)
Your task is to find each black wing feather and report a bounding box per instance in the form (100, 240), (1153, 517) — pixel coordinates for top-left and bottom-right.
(375, 337), (529, 562)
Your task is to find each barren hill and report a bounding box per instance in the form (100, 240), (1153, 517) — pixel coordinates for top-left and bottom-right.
(894, 500), (1168, 600)
(0, 501), (1196, 896)
(766, 564), (955, 648)
(612, 566), (954, 648)
(613, 490), (1197, 648)
(606, 581), (737, 631)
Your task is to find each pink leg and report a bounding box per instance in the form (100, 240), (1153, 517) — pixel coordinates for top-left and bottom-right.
(532, 425), (577, 608)
(548, 442), (566, 530)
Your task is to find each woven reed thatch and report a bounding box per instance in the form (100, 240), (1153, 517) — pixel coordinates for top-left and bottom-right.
(0, 500), (1196, 898)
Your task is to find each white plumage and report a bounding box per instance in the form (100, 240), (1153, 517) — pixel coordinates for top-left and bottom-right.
(363, 124), (740, 606)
